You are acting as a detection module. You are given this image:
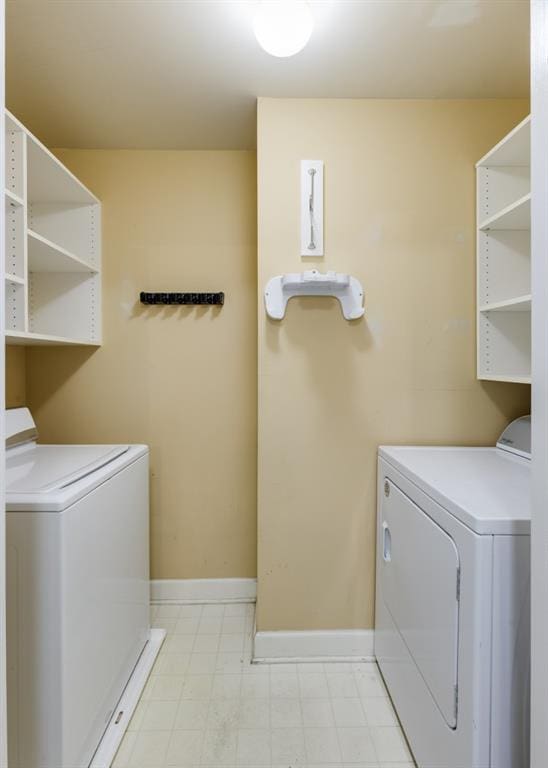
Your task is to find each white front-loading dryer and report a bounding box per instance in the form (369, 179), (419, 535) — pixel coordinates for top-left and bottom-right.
(375, 432), (530, 768)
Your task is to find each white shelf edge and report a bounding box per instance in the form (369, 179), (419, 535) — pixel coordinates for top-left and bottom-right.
(5, 331), (101, 347)
(479, 374), (532, 384)
(478, 193), (531, 231)
(4, 273), (25, 286)
(479, 294), (532, 313)
(476, 114), (531, 168)
(27, 228), (98, 274)
(4, 188), (23, 207)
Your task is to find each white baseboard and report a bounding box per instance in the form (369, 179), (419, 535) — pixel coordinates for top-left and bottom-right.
(150, 578), (257, 604)
(253, 629), (375, 663)
(90, 628), (165, 768)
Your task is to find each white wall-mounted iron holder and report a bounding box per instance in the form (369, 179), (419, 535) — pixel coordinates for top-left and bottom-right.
(264, 270), (365, 320)
(301, 160), (324, 257)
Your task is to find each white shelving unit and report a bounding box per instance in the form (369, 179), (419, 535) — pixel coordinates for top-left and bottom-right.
(4, 110), (101, 346)
(476, 115), (531, 383)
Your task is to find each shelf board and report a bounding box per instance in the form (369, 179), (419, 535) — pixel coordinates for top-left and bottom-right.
(4, 273), (25, 286)
(479, 374), (531, 384)
(5, 188), (23, 208)
(476, 115), (531, 168)
(5, 331), (100, 347)
(26, 134), (98, 205)
(28, 229), (98, 273)
(479, 193), (531, 232)
(479, 295), (532, 313)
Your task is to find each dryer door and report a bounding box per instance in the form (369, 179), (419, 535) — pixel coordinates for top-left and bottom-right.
(381, 479), (460, 728)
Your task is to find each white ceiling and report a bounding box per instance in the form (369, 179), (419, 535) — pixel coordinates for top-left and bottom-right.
(6, 0), (530, 150)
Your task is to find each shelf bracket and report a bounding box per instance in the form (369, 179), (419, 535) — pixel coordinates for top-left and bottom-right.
(264, 270), (364, 321)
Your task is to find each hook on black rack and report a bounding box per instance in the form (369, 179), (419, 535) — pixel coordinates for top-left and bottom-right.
(140, 292), (225, 306)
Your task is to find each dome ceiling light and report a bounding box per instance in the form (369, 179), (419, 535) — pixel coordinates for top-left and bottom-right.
(253, 1), (314, 58)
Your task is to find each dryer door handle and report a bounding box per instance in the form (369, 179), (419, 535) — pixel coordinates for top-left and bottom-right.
(382, 521), (392, 562)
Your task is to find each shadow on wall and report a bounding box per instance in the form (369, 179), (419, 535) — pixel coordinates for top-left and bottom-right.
(130, 301), (224, 321)
(479, 380), (531, 428)
(27, 347), (97, 416)
(263, 296), (373, 627)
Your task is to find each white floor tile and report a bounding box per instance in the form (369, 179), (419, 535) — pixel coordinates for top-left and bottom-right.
(148, 675), (185, 701)
(201, 729), (238, 764)
(370, 726), (413, 763)
(241, 674), (270, 699)
(188, 653), (218, 674)
(225, 603), (249, 617)
(337, 727), (377, 764)
(155, 652), (191, 675)
(327, 673), (360, 699)
(304, 727), (342, 763)
(219, 633), (246, 652)
(270, 697), (302, 727)
(199, 617), (224, 635)
(174, 699), (209, 730)
(164, 635), (196, 654)
(239, 698), (270, 729)
(128, 730), (170, 767)
(175, 617), (200, 635)
(271, 727), (306, 764)
(361, 697), (399, 727)
(216, 652), (247, 673)
(211, 674), (243, 699)
(301, 698), (334, 727)
(140, 700), (178, 731)
(181, 674), (214, 700)
(299, 672), (330, 699)
(354, 669), (388, 699)
(270, 673), (300, 698)
(165, 729), (204, 765)
(332, 698), (367, 727)
(236, 729), (271, 765)
(207, 699), (241, 730)
(192, 634), (221, 654)
(223, 616), (247, 634)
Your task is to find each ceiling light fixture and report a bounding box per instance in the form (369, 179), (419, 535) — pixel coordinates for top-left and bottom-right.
(254, 0), (314, 58)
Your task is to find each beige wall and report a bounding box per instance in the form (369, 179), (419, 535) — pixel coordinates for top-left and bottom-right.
(6, 346), (26, 408)
(25, 150), (258, 579)
(256, 98), (531, 632)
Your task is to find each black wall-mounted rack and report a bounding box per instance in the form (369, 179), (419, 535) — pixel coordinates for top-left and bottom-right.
(140, 292), (225, 306)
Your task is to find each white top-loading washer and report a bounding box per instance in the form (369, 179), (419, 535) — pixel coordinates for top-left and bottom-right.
(5, 408), (150, 768)
(375, 417), (530, 768)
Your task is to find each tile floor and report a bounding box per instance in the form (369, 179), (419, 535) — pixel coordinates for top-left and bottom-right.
(112, 602), (415, 768)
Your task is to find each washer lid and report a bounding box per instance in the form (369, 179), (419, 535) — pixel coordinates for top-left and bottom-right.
(379, 446), (530, 535)
(6, 444), (130, 493)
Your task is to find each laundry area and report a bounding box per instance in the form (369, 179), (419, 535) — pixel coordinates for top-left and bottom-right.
(0, 2), (546, 768)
